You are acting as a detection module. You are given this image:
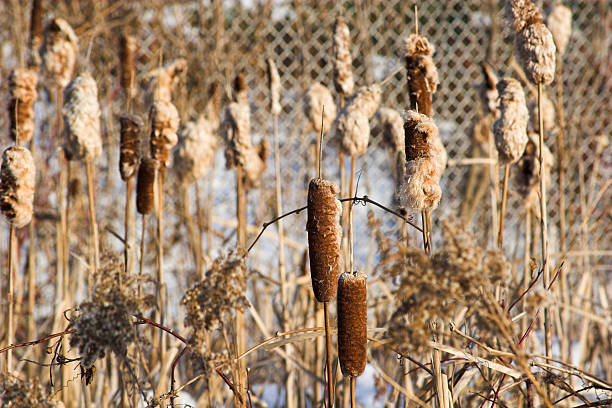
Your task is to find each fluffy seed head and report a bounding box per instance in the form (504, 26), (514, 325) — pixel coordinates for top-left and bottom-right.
(119, 113), (143, 180)
(136, 157), (159, 215)
(241, 139), (268, 190)
(332, 16), (355, 96)
(222, 76), (251, 169)
(62, 72), (102, 161)
(505, 0), (543, 33)
(303, 82), (337, 134)
(266, 58), (282, 115)
(493, 78), (529, 164)
(373, 107), (404, 152)
(515, 22), (556, 85)
(515, 132), (554, 207)
(174, 115), (217, 182)
(144, 58), (187, 106)
(40, 18), (78, 89)
(8, 68), (38, 143)
(0, 146), (35, 228)
(335, 85), (382, 156)
(307, 178), (342, 302)
(337, 271), (367, 377)
(149, 100), (180, 168)
(233, 72), (248, 105)
(547, 3), (572, 55)
(404, 34), (438, 117)
(119, 34), (137, 96)
(204, 82), (222, 133)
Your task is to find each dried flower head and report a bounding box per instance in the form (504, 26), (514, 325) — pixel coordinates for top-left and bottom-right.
(136, 157), (159, 215)
(335, 84), (382, 156)
(144, 58), (187, 105)
(399, 111), (445, 211)
(266, 58), (282, 115)
(505, 0), (543, 33)
(373, 107), (404, 152)
(0, 146), (35, 228)
(307, 178), (343, 302)
(40, 18), (78, 89)
(1, 374), (62, 408)
(515, 22), (556, 85)
(62, 72), (102, 161)
(182, 251), (248, 335)
(8, 68), (38, 143)
(494, 78), (529, 165)
(241, 139), (268, 189)
(204, 82), (222, 134)
(304, 82), (337, 134)
(119, 113), (143, 181)
(514, 132), (554, 208)
(233, 72), (248, 105)
(332, 16), (355, 96)
(28, 0), (44, 68)
(337, 271), (367, 377)
(404, 34), (438, 117)
(547, 3), (572, 56)
(119, 33), (137, 96)
(149, 100), (180, 168)
(174, 115), (217, 182)
(528, 93), (556, 133)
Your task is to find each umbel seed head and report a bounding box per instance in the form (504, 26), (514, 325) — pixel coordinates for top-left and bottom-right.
(0, 146), (35, 228)
(119, 113), (143, 181)
(136, 157), (159, 215)
(307, 178), (342, 302)
(337, 271), (367, 377)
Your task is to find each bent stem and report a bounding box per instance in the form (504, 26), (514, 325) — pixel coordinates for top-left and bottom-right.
(323, 301), (334, 408)
(498, 164), (510, 249)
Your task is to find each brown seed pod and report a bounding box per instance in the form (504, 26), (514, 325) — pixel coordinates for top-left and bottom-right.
(303, 82), (337, 134)
(515, 22), (556, 85)
(8, 68), (38, 143)
(136, 157), (159, 215)
(337, 271), (367, 377)
(547, 3), (572, 56)
(266, 58), (282, 115)
(174, 115), (216, 182)
(119, 33), (137, 96)
(204, 82), (222, 133)
(493, 78), (529, 165)
(28, 0), (44, 68)
(307, 178), (342, 303)
(149, 100), (180, 169)
(0, 146), (36, 228)
(335, 85), (382, 156)
(373, 107), (404, 152)
(62, 72), (102, 161)
(119, 113), (143, 181)
(144, 58), (187, 106)
(404, 34), (438, 117)
(505, 0), (543, 33)
(332, 16), (354, 96)
(514, 132), (554, 208)
(40, 18), (78, 89)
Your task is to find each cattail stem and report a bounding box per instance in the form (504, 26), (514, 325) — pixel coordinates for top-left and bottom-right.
(323, 301), (334, 408)
(421, 211), (429, 254)
(139, 214), (147, 299)
(156, 170), (167, 376)
(348, 156), (356, 272)
(350, 377), (356, 408)
(498, 164), (510, 249)
(194, 182), (204, 277)
(124, 177), (134, 278)
(6, 226), (16, 373)
(273, 113), (287, 309)
(235, 166), (247, 404)
(85, 158), (100, 278)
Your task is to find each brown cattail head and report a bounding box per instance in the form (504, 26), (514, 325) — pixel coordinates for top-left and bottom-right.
(174, 115), (216, 182)
(63, 72), (102, 161)
(233, 72), (248, 105)
(222, 77), (251, 169)
(8, 68), (38, 144)
(332, 16), (355, 97)
(373, 107), (404, 152)
(28, 0), (44, 68)
(0, 146), (35, 228)
(404, 34), (438, 117)
(149, 100), (180, 169)
(266, 58), (282, 115)
(303, 82), (337, 134)
(307, 178), (342, 302)
(514, 132), (554, 208)
(40, 18), (78, 89)
(399, 110), (445, 211)
(335, 84), (382, 156)
(505, 0), (543, 33)
(493, 78), (529, 165)
(144, 58), (187, 106)
(547, 3), (572, 56)
(136, 157), (159, 215)
(204, 82), (222, 133)
(337, 271), (367, 377)
(119, 113), (143, 181)
(119, 33), (137, 96)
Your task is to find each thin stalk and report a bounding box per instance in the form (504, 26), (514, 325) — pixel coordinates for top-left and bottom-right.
(138, 214), (147, 299)
(206, 154), (216, 272)
(26, 141), (37, 377)
(6, 227), (16, 373)
(194, 182), (204, 277)
(421, 211), (429, 254)
(124, 177), (134, 278)
(85, 158), (100, 278)
(236, 166), (247, 404)
(498, 164), (510, 249)
(348, 156), (356, 272)
(426, 210), (433, 252)
(350, 377), (356, 408)
(323, 301), (334, 408)
(155, 170), (167, 387)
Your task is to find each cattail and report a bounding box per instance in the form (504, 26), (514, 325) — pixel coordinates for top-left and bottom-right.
(174, 115), (216, 182)
(119, 33), (137, 95)
(547, 3), (572, 56)
(335, 84), (382, 156)
(8, 68), (38, 143)
(307, 178), (342, 302)
(242, 139), (269, 189)
(149, 100), (180, 169)
(505, 0), (556, 85)
(136, 157), (159, 215)
(144, 58), (187, 106)
(404, 34), (438, 117)
(493, 78), (529, 165)
(28, 0), (44, 68)
(373, 107), (404, 152)
(528, 93), (555, 133)
(119, 113), (143, 180)
(337, 271), (367, 377)
(0, 146), (36, 228)
(222, 74), (251, 169)
(303, 82), (337, 133)
(62, 72), (102, 161)
(398, 111), (445, 211)
(40, 18), (78, 89)
(204, 82), (222, 133)
(332, 16), (354, 97)
(266, 58), (282, 115)
(515, 132), (554, 207)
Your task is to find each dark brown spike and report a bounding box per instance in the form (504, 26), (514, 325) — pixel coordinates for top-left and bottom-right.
(136, 157), (159, 215)
(337, 271), (367, 377)
(119, 113), (143, 180)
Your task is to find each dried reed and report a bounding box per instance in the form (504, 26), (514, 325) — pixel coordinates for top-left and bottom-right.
(332, 16), (355, 97)
(119, 33), (137, 106)
(266, 58), (282, 116)
(8, 69), (38, 144)
(337, 272), (367, 378)
(40, 18), (78, 89)
(404, 33), (438, 117)
(144, 58), (187, 105)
